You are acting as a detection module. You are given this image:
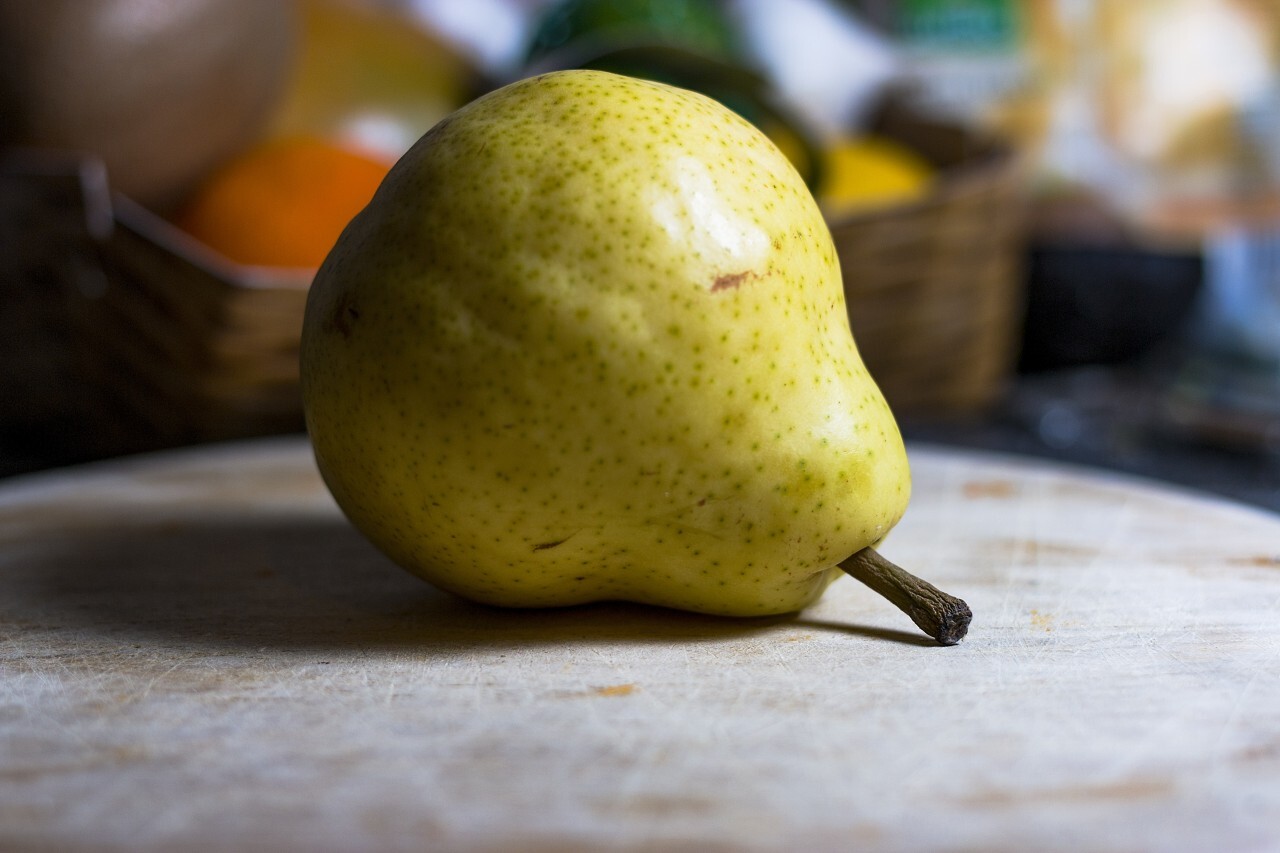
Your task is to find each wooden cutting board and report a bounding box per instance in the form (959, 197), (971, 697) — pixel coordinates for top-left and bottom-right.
(2, 436), (1278, 851)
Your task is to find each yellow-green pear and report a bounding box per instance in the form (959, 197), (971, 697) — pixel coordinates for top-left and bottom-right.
(301, 70), (969, 642)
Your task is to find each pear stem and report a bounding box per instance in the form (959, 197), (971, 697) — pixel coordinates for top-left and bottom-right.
(839, 548), (971, 645)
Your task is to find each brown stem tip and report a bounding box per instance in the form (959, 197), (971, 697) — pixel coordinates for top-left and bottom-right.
(839, 547), (972, 645)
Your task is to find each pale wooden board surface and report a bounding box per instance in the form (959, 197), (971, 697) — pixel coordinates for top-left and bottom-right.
(2, 436), (1279, 852)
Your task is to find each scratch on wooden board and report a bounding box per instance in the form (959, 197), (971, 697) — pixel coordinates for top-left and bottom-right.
(128, 655), (197, 706)
(552, 683), (639, 699)
(1229, 555), (1280, 568)
(963, 480), (1018, 499)
(1029, 609), (1055, 633)
(593, 683), (636, 697)
(1236, 740), (1280, 763)
(954, 777), (1174, 808)
(1210, 639), (1280, 760)
(984, 538), (1102, 562)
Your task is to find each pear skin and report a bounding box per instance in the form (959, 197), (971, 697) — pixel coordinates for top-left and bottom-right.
(302, 70), (914, 618)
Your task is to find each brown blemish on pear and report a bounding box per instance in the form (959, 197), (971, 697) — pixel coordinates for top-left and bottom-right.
(711, 271), (751, 292)
(711, 269), (774, 292)
(533, 536), (573, 552)
(327, 295), (360, 339)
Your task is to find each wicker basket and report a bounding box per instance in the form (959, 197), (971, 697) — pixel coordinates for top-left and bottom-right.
(830, 95), (1027, 416)
(89, 196), (310, 444)
(1, 150), (309, 463)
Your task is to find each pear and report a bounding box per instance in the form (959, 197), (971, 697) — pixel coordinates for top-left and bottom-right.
(301, 70), (969, 643)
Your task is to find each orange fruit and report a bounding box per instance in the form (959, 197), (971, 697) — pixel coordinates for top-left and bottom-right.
(175, 135), (390, 268)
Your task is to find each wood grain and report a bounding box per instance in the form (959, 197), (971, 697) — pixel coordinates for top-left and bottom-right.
(1, 437), (1278, 851)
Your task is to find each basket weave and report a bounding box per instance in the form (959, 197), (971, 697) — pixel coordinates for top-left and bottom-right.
(1, 151), (308, 462)
(88, 197), (309, 444)
(830, 96), (1027, 416)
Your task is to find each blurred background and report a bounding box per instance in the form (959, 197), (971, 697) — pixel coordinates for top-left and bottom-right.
(2, 0), (1278, 510)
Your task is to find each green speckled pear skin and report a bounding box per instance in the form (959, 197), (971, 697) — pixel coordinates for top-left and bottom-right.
(301, 70), (910, 617)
